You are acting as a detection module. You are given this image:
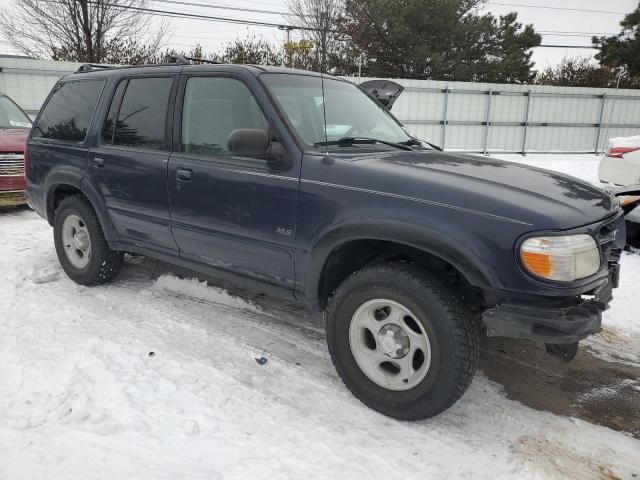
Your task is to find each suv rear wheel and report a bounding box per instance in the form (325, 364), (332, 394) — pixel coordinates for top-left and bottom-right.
(53, 195), (124, 285)
(325, 262), (479, 420)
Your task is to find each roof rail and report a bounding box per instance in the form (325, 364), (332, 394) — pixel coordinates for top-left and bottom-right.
(75, 63), (114, 73)
(169, 54), (221, 65)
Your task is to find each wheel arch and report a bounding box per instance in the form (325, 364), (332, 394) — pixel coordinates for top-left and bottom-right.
(45, 172), (118, 243)
(304, 219), (494, 310)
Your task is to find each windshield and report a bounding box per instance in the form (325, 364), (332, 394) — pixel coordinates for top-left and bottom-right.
(0, 96), (32, 129)
(261, 73), (412, 149)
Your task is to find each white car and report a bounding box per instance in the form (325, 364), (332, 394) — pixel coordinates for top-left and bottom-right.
(599, 135), (640, 248)
(599, 135), (640, 186)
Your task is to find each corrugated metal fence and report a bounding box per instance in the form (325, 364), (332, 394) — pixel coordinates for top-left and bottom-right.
(354, 77), (640, 154)
(2, 56), (639, 153)
(0, 56), (80, 117)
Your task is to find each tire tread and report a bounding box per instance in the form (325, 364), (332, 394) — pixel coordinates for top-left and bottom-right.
(325, 261), (480, 420)
(54, 194), (123, 285)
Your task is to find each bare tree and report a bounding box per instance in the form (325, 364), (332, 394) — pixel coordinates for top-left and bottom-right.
(286, 0), (344, 70)
(0, 0), (168, 63)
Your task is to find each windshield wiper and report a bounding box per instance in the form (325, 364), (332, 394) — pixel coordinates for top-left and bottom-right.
(314, 137), (413, 151)
(398, 137), (442, 151)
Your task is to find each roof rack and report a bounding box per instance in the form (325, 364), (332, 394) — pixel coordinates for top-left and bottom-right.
(169, 54), (221, 65)
(75, 63), (115, 73)
(73, 56), (221, 74)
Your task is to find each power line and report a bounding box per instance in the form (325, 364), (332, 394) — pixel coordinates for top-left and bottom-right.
(150, 0), (290, 17)
(539, 32), (613, 38)
(39, 0), (309, 30)
(487, 2), (629, 15)
(207, 0), (288, 8)
(538, 30), (618, 35)
(537, 45), (598, 49)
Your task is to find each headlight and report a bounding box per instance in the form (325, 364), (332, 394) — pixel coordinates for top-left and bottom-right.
(520, 234), (600, 282)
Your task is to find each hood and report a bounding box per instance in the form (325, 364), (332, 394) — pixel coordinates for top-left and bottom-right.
(0, 128), (28, 153)
(344, 150), (618, 229)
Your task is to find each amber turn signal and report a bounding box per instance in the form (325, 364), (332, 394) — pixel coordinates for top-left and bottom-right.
(520, 234), (600, 282)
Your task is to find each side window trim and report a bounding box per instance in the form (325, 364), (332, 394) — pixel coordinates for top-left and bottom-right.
(31, 78), (106, 145)
(102, 78), (129, 146)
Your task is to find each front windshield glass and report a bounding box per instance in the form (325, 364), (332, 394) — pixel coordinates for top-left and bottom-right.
(261, 73), (411, 148)
(0, 96), (32, 129)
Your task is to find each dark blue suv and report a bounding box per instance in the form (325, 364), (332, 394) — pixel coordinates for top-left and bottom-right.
(26, 61), (640, 419)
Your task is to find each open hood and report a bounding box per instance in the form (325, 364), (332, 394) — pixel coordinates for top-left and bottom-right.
(609, 185), (640, 214)
(359, 80), (404, 110)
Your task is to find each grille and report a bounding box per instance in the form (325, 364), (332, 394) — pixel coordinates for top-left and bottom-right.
(597, 213), (623, 265)
(0, 154), (25, 176)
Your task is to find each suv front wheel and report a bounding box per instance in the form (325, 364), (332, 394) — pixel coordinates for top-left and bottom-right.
(326, 262), (479, 420)
(53, 195), (124, 286)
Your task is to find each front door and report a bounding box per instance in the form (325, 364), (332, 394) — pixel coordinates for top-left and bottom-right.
(168, 74), (300, 289)
(87, 75), (178, 254)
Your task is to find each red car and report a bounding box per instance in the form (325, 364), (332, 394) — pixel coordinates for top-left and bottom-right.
(0, 93), (31, 206)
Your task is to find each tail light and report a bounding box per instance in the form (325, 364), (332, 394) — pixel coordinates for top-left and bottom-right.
(23, 149), (29, 179)
(607, 146), (639, 159)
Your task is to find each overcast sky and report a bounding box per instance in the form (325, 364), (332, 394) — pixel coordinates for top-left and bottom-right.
(0, 0), (637, 70)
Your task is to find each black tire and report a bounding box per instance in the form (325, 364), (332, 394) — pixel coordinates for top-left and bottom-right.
(625, 220), (640, 250)
(325, 262), (479, 420)
(53, 194), (124, 286)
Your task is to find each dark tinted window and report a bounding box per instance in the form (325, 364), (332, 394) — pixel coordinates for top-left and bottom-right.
(112, 77), (172, 149)
(103, 80), (127, 144)
(33, 80), (103, 142)
(181, 77), (268, 157)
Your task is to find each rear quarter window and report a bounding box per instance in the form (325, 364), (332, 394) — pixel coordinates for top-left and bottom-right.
(33, 80), (104, 143)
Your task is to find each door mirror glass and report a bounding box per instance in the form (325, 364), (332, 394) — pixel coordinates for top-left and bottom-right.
(228, 128), (269, 157)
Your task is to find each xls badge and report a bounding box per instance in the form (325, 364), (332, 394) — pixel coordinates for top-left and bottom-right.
(277, 227), (293, 236)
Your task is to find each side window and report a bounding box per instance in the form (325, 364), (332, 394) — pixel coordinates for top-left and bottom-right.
(104, 77), (173, 150)
(181, 77), (269, 158)
(33, 80), (103, 142)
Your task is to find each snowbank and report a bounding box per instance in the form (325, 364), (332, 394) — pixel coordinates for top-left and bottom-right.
(154, 274), (261, 313)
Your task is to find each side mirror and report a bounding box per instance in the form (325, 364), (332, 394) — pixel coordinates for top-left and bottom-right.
(228, 129), (269, 157)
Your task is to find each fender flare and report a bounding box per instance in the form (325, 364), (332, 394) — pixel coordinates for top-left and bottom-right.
(303, 219), (495, 307)
(44, 168), (118, 243)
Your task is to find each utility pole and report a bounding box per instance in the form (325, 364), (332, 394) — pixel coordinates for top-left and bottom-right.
(358, 53), (363, 80)
(600, 67), (624, 155)
(279, 25), (294, 67)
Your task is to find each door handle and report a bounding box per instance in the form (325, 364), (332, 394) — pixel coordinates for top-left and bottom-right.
(176, 168), (193, 181)
(93, 157), (105, 168)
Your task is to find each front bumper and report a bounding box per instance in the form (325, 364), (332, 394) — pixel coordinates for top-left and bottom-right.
(482, 264), (618, 344)
(483, 209), (625, 344)
(0, 174), (27, 206)
(0, 189), (26, 206)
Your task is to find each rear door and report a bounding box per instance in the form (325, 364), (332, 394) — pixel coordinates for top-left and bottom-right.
(168, 72), (300, 289)
(87, 74), (179, 254)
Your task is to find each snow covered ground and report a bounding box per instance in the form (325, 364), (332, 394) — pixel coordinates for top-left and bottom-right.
(1, 154), (639, 479)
